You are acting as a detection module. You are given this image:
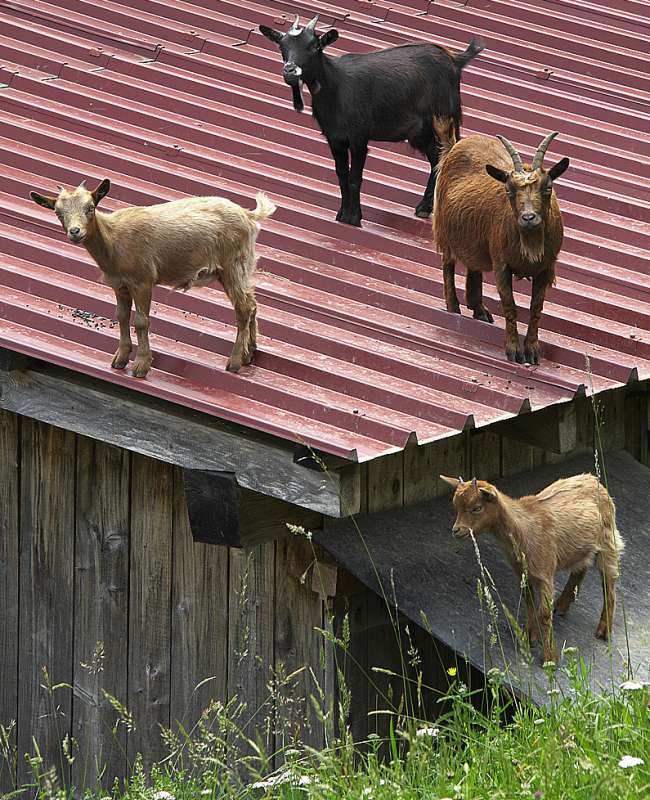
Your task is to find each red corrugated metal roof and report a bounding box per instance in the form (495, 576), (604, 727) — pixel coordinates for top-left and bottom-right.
(1, 0), (649, 461)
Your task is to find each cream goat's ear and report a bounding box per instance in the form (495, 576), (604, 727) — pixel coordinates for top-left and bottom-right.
(439, 475), (461, 490)
(479, 487), (497, 502)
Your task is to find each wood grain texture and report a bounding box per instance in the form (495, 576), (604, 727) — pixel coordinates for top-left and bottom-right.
(0, 410), (19, 794)
(319, 451), (650, 705)
(228, 543), (275, 757)
(274, 538), (325, 751)
(0, 367), (344, 515)
(404, 433), (468, 505)
(470, 430), (501, 481)
(17, 419), (76, 788)
(72, 437), (130, 790)
(368, 452), (403, 513)
(171, 468), (229, 732)
(128, 454), (173, 768)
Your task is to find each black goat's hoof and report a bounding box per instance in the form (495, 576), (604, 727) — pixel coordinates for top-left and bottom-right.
(337, 211), (362, 226)
(473, 308), (494, 324)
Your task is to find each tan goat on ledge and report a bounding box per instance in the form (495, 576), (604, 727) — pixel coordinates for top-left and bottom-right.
(30, 180), (276, 377)
(441, 474), (624, 665)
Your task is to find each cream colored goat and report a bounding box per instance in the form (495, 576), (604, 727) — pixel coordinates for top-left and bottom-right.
(30, 179), (276, 377)
(441, 473), (624, 664)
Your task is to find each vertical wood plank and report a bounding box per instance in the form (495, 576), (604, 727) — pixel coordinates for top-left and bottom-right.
(624, 392), (649, 466)
(128, 454), (173, 768)
(0, 410), (19, 794)
(72, 437), (130, 791)
(18, 419), (76, 788)
(404, 433), (468, 504)
(500, 435), (535, 477)
(470, 430), (501, 481)
(336, 590), (370, 745)
(274, 537), (325, 751)
(228, 543), (274, 759)
(171, 467), (229, 733)
(368, 452), (403, 513)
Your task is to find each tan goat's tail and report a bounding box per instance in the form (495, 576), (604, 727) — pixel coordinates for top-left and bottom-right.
(249, 192), (276, 222)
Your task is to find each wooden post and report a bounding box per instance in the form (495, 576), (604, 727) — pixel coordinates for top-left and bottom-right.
(0, 411), (19, 795)
(17, 420), (76, 788)
(171, 468), (229, 734)
(128, 454), (173, 768)
(73, 437), (130, 789)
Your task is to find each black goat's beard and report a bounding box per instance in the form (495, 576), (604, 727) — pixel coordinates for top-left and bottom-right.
(291, 81), (304, 112)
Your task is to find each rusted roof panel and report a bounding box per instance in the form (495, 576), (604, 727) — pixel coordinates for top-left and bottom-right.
(0, 0), (648, 461)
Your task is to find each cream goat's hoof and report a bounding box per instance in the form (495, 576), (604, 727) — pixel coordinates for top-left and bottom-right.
(131, 359), (152, 378)
(111, 349), (131, 370)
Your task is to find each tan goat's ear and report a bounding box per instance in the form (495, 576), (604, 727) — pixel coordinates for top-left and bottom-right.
(479, 486), (497, 502)
(30, 191), (57, 210)
(440, 475), (461, 490)
(92, 178), (111, 206)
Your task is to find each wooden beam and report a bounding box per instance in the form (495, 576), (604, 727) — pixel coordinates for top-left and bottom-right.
(0, 358), (358, 517)
(495, 401), (577, 455)
(182, 469), (242, 547)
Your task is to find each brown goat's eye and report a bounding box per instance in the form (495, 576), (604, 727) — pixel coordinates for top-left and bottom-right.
(471, 506), (483, 514)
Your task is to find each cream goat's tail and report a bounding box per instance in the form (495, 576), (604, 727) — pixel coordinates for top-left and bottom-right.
(250, 192), (276, 222)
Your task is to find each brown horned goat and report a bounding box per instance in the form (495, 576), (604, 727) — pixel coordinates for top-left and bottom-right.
(432, 125), (570, 364)
(30, 180), (276, 377)
(440, 474), (624, 664)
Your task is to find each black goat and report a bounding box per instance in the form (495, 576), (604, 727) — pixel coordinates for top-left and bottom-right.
(260, 15), (483, 227)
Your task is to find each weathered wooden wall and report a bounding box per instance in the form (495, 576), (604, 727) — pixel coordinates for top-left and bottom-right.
(0, 410), (329, 795)
(1, 384), (648, 791)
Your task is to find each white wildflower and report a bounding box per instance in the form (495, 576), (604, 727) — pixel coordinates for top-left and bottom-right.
(416, 726), (439, 738)
(298, 775), (312, 786)
(252, 770), (295, 789)
(362, 788), (373, 797)
(620, 680), (644, 691)
(533, 718), (545, 725)
(618, 756), (644, 769)
(153, 792), (174, 800)
(546, 688), (560, 697)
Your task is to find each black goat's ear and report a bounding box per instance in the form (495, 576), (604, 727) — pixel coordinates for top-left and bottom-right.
(547, 157), (569, 182)
(29, 191), (57, 209)
(259, 25), (283, 44)
(485, 164), (508, 183)
(92, 178), (111, 205)
(319, 29), (339, 49)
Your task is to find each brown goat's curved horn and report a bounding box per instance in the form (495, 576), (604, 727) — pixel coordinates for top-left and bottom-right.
(531, 131), (559, 171)
(496, 135), (524, 173)
(305, 14), (319, 31)
(289, 13), (300, 30)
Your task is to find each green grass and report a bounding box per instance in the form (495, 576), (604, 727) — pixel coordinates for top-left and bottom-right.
(4, 649), (648, 800)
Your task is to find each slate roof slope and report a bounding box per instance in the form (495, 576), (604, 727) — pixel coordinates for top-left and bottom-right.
(0, 0), (649, 461)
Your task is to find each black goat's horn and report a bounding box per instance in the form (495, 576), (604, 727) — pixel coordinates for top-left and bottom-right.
(305, 14), (319, 31)
(289, 13), (300, 30)
(496, 135), (524, 173)
(531, 131), (558, 171)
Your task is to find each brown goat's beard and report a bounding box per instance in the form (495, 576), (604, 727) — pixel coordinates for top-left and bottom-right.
(519, 226), (545, 263)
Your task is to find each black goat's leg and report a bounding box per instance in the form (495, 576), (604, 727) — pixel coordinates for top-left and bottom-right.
(415, 140), (439, 218)
(328, 139), (350, 222)
(342, 142), (368, 227)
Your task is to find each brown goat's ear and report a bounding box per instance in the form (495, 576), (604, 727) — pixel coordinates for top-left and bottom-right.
(92, 179), (111, 206)
(30, 191), (57, 210)
(485, 164), (508, 183)
(319, 29), (339, 49)
(547, 157), (569, 182)
(259, 25), (284, 44)
(440, 475), (461, 490)
(479, 486), (497, 502)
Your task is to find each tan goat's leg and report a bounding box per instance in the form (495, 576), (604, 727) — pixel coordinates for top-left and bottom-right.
(554, 568), (587, 617)
(130, 285), (153, 378)
(524, 580), (540, 645)
(595, 552), (618, 640)
(538, 579), (557, 664)
(245, 290), (258, 364)
(111, 286), (133, 370)
(495, 268), (522, 363)
(523, 270), (553, 365)
(442, 258), (460, 314)
(223, 277), (255, 372)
